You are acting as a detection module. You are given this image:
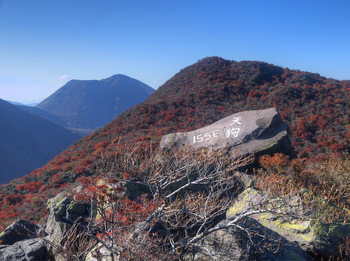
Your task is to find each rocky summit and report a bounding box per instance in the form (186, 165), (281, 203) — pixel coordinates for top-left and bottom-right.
(160, 107), (291, 157)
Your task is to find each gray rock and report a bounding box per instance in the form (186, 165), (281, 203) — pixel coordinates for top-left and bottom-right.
(125, 180), (154, 200)
(160, 107), (291, 157)
(45, 191), (93, 261)
(227, 188), (350, 258)
(183, 225), (249, 261)
(46, 192), (71, 239)
(46, 191), (91, 236)
(234, 172), (254, 189)
(86, 243), (113, 261)
(0, 220), (42, 245)
(0, 238), (49, 261)
(184, 219), (312, 261)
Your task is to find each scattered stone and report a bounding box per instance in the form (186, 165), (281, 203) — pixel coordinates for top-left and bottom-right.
(86, 243), (113, 261)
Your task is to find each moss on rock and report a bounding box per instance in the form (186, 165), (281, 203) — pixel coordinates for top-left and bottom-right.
(227, 188), (350, 257)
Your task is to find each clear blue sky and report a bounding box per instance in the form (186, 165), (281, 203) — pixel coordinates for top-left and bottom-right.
(1, 0), (349, 103)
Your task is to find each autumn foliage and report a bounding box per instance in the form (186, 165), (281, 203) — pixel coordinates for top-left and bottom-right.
(256, 155), (350, 225)
(67, 177), (164, 260)
(0, 56), (349, 236)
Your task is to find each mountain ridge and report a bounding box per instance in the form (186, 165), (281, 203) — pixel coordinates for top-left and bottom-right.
(18, 105), (67, 127)
(0, 99), (82, 184)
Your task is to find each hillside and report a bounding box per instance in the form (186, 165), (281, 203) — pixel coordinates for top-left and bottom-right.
(0, 99), (82, 184)
(0, 56), (349, 226)
(36, 74), (155, 135)
(60, 56), (348, 159)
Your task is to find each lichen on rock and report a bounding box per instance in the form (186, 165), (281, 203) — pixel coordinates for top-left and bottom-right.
(227, 188), (350, 258)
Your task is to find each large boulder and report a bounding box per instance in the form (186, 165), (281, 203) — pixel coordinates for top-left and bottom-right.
(250, 215), (350, 258)
(0, 220), (42, 245)
(0, 238), (49, 261)
(227, 188), (350, 258)
(160, 107), (292, 158)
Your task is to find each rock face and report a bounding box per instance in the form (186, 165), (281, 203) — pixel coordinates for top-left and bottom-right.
(160, 107), (291, 157)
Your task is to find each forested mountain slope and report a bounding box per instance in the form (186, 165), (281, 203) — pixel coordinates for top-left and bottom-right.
(0, 56), (348, 226)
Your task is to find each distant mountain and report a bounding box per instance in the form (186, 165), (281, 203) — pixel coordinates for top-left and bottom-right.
(0, 99), (82, 183)
(36, 74), (155, 135)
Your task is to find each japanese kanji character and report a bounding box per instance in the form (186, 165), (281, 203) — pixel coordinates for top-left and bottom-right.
(230, 117), (242, 125)
(225, 128), (240, 138)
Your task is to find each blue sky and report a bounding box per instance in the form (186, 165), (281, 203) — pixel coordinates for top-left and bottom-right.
(0, 0), (349, 103)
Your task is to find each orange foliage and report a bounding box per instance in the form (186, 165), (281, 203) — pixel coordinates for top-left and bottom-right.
(259, 153), (290, 172)
(16, 182), (42, 193)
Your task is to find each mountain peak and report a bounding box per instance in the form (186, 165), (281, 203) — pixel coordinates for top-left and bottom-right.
(36, 74), (155, 134)
(182, 56), (233, 72)
(100, 74), (148, 87)
(102, 74), (128, 81)
(197, 56), (227, 63)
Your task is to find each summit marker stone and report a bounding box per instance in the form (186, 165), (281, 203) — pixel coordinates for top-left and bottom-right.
(160, 107), (291, 157)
